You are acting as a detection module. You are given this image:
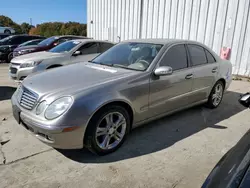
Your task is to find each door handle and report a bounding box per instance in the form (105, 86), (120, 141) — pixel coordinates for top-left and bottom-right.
(212, 67), (218, 73)
(185, 74), (193, 79)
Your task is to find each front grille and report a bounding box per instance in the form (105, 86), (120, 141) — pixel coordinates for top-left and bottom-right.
(10, 67), (17, 74)
(17, 86), (38, 110)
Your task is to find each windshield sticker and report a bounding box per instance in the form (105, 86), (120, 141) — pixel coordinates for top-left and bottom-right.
(73, 41), (80, 44)
(85, 64), (117, 73)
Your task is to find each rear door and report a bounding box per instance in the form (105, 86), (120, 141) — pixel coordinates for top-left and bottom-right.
(187, 44), (218, 102)
(71, 42), (99, 63)
(149, 44), (194, 116)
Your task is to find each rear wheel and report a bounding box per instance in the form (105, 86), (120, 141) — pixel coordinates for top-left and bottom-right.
(207, 81), (224, 108)
(84, 105), (130, 155)
(4, 29), (11, 34)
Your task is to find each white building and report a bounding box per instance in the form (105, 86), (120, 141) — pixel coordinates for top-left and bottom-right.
(87, 0), (250, 76)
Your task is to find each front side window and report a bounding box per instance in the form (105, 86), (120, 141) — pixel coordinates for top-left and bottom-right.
(188, 45), (207, 66)
(78, 42), (98, 55)
(160, 44), (188, 71)
(91, 42), (163, 71)
(49, 40), (81, 53)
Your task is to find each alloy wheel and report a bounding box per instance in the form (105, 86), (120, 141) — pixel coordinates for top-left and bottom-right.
(212, 83), (223, 106)
(95, 112), (127, 150)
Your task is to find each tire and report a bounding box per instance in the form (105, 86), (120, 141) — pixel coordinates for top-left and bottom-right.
(84, 105), (131, 155)
(4, 29), (11, 34)
(8, 52), (13, 63)
(207, 80), (225, 109)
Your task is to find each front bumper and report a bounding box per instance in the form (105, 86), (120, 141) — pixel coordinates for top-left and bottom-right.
(11, 93), (85, 149)
(9, 63), (34, 81)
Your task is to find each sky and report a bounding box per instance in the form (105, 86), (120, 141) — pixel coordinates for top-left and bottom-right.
(0, 0), (87, 25)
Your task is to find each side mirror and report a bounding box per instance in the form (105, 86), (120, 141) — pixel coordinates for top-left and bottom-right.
(72, 51), (81, 56)
(239, 93), (250, 108)
(53, 42), (58, 46)
(154, 66), (173, 76)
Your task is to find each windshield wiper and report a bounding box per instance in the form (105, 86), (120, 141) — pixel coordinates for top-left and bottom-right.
(88, 61), (114, 67)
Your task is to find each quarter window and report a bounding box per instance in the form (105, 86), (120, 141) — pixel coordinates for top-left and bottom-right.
(160, 44), (188, 71)
(188, 45), (207, 66)
(205, 49), (216, 63)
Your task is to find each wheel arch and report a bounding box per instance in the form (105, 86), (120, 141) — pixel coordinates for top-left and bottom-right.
(83, 100), (134, 145)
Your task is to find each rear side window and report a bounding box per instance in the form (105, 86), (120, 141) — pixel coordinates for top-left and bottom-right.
(205, 49), (216, 63)
(78, 42), (98, 55)
(160, 44), (188, 71)
(99, 42), (114, 53)
(188, 45), (207, 66)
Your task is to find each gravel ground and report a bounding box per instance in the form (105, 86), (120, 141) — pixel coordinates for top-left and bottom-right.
(0, 63), (250, 188)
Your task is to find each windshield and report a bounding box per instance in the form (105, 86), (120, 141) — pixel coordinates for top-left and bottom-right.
(0, 35), (14, 44)
(19, 40), (34, 47)
(49, 40), (81, 53)
(38, 36), (57, 46)
(92, 42), (163, 71)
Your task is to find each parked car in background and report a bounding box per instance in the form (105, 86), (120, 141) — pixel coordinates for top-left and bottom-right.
(0, 35), (45, 62)
(11, 39), (232, 155)
(13, 35), (89, 58)
(18, 39), (45, 47)
(9, 39), (114, 81)
(202, 93), (250, 188)
(0, 34), (10, 40)
(0, 24), (15, 34)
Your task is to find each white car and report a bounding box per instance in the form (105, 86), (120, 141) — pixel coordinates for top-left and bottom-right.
(9, 39), (114, 81)
(0, 25), (15, 34)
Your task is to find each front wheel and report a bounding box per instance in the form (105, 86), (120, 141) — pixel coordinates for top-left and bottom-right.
(84, 105), (130, 155)
(8, 52), (13, 63)
(207, 81), (224, 108)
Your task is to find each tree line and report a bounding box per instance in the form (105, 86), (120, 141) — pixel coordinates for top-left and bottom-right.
(0, 15), (87, 37)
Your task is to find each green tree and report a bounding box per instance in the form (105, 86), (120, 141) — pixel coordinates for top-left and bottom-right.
(20, 22), (34, 34)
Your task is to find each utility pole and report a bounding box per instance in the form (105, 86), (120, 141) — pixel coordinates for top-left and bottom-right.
(30, 18), (32, 26)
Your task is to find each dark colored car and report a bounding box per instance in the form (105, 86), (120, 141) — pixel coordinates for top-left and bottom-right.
(18, 39), (45, 47)
(202, 93), (250, 188)
(13, 35), (89, 58)
(0, 34), (10, 40)
(0, 35), (45, 62)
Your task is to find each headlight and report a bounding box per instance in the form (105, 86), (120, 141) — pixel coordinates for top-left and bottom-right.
(36, 101), (47, 115)
(20, 60), (43, 68)
(44, 97), (73, 120)
(21, 49), (35, 54)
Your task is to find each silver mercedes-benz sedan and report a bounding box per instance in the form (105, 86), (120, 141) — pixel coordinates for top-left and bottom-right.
(11, 39), (232, 155)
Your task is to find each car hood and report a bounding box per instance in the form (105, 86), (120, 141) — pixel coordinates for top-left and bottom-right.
(11, 51), (67, 63)
(22, 62), (137, 98)
(14, 45), (39, 51)
(0, 45), (9, 52)
(14, 45), (38, 51)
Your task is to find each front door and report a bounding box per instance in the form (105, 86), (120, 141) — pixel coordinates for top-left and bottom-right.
(71, 42), (100, 63)
(149, 44), (193, 117)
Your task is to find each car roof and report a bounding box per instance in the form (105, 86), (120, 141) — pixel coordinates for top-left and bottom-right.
(122, 38), (203, 45)
(70, 39), (115, 44)
(53, 35), (89, 38)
